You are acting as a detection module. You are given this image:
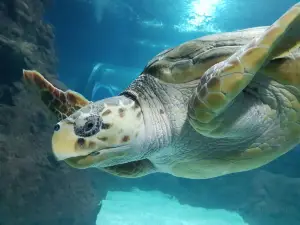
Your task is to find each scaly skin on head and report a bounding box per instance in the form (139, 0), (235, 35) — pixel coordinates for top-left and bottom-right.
(52, 95), (146, 168)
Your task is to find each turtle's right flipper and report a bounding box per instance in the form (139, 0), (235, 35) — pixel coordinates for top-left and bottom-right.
(23, 70), (90, 121)
(188, 3), (300, 137)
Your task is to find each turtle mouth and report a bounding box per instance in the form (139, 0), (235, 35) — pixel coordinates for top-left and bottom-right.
(63, 145), (130, 169)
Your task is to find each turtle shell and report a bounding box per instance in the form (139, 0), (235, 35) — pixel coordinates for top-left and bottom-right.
(143, 27), (267, 84)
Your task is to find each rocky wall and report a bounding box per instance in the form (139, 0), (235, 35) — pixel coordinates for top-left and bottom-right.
(0, 1), (108, 224)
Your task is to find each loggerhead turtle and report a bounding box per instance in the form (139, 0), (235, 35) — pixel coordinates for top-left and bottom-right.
(24, 3), (300, 179)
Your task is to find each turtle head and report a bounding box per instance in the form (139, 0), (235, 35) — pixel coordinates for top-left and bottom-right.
(51, 95), (146, 168)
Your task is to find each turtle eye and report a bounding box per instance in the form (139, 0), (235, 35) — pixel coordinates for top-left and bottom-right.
(74, 115), (102, 137)
(54, 124), (60, 131)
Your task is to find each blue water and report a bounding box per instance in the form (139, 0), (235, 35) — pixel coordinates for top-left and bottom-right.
(46, 0), (298, 94)
(45, 0), (300, 224)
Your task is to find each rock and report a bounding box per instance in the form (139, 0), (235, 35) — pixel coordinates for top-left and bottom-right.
(0, 0), (57, 87)
(0, 1), (105, 225)
(240, 171), (300, 225)
(172, 169), (300, 225)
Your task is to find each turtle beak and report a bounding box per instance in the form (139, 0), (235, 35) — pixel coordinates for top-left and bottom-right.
(51, 121), (87, 160)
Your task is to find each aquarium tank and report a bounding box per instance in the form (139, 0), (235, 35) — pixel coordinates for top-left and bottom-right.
(1, 0), (300, 225)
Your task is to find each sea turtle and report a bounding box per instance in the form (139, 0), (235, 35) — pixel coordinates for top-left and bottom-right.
(24, 3), (300, 179)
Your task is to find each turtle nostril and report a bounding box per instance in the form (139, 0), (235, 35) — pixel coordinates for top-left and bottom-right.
(54, 124), (60, 131)
(77, 138), (85, 146)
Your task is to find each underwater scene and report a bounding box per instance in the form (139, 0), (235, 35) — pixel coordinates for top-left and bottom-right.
(2, 0), (300, 224)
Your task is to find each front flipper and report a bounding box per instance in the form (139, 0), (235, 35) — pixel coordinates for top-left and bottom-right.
(188, 3), (300, 136)
(23, 70), (90, 121)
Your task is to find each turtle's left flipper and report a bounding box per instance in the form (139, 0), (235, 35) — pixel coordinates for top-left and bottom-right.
(23, 70), (90, 121)
(188, 3), (300, 136)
